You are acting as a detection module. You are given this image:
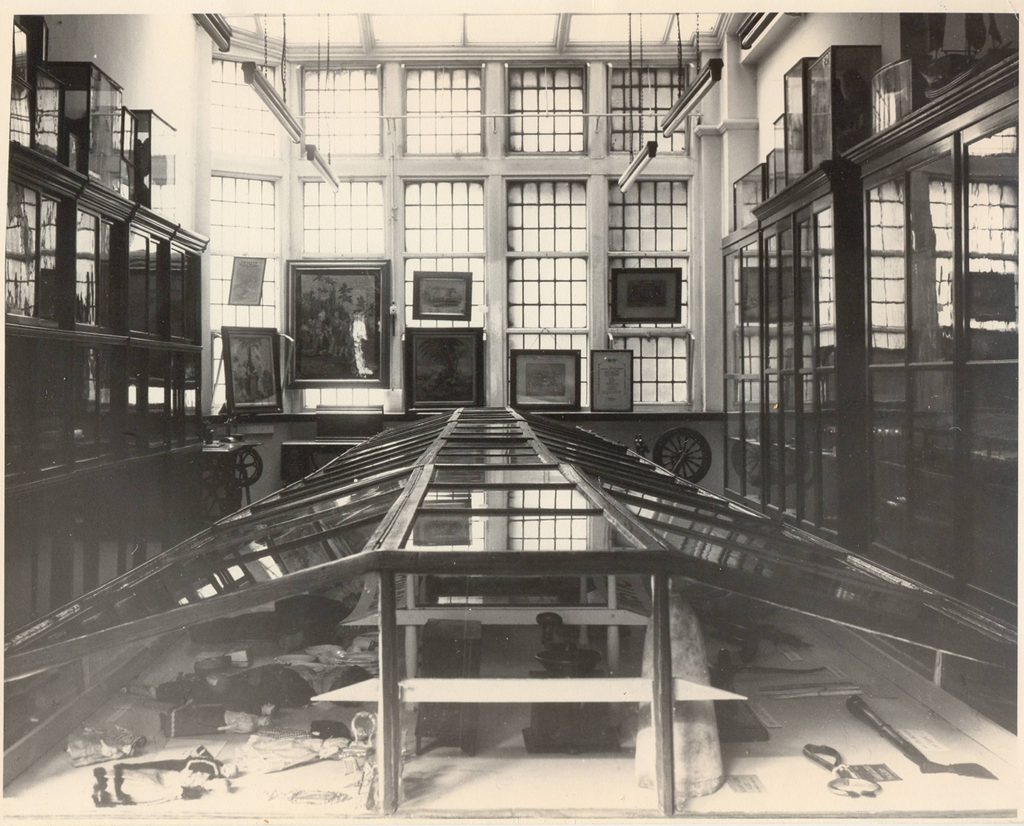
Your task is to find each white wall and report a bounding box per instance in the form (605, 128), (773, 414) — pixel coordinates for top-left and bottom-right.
(46, 14), (209, 229)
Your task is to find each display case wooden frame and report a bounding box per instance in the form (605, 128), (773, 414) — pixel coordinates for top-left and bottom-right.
(404, 329), (485, 411)
(286, 260), (391, 388)
(609, 267), (683, 324)
(807, 45), (882, 169)
(509, 349), (581, 410)
(412, 270), (473, 321)
(221, 326), (283, 415)
(590, 349), (633, 412)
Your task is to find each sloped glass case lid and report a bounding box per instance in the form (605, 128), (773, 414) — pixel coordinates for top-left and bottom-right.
(5, 408), (1015, 678)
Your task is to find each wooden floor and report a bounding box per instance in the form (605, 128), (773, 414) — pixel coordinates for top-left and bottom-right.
(3, 609), (1019, 822)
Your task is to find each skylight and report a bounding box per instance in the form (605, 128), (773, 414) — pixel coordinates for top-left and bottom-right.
(371, 14), (463, 45)
(464, 14), (559, 45)
(568, 14), (673, 44)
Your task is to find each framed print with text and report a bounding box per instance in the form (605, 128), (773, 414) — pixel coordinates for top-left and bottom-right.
(590, 349), (633, 412)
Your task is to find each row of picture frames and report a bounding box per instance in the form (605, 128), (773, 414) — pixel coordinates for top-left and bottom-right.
(223, 324), (634, 415)
(222, 259), (681, 413)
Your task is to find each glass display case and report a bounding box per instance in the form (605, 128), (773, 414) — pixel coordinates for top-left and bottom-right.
(732, 163), (764, 231)
(784, 58), (814, 182)
(871, 58), (922, 133)
(765, 149), (781, 198)
(132, 109), (177, 217)
(773, 115), (787, 193)
(807, 46), (882, 168)
(3, 407), (1018, 820)
(10, 21), (31, 147)
(32, 66), (62, 158)
(44, 61), (124, 193)
(119, 107), (136, 200)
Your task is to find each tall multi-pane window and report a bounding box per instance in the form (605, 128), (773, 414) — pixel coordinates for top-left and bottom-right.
(211, 60), (280, 158)
(302, 181), (386, 256)
(209, 175), (278, 412)
(300, 179), (388, 411)
(508, 67), (585, 153)
(609, 67), (688, 153)
(507, 180), (589, 404)
(405, 68), (483, 155)
(608, 180), (690, 404)
(404, 181), (486, 329)
(303, 68), (381, 157)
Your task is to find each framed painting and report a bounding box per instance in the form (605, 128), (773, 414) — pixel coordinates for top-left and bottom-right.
(287, 261), (391, 387)
(404, 329), (485, 410)
(509, 349), (581, 411)
(227, 257), (267, 306)
(221, 326), (283, 415)
(610, 267), (683, 324)
(412, 271), (473, 321)
(590, 349), (633, 412)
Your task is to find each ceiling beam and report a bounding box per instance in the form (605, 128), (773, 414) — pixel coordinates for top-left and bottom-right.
(555, 13), (571, 52)
(358, 14), (374, 55)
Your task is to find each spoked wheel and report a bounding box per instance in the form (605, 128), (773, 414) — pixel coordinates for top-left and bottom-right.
(234, 446), (264, 487)
(653, 426), (712, 483)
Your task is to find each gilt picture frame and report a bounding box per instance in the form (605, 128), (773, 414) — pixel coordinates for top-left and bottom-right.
(287, 260), (391, 387)
(221, 326), (283, 415)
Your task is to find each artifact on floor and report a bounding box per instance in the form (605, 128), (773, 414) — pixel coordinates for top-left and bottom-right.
(635, 591), (724, 799)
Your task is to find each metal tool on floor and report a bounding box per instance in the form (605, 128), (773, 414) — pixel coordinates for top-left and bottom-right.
(845, 695), (997, 779)
(802, 743), (882, 798)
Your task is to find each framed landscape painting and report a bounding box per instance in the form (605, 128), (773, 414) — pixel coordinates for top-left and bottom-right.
(412, 271), (473, 321)
(287, 261), (391, 387)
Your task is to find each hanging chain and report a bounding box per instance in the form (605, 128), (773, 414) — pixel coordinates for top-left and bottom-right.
(675, 12), (684, 95)
(262, 14), (268, 76)
(627, 13), (634, 158)
(281, 14), (287, 102)
(638, 14), (645, 142)
(696, 12), (702, 72)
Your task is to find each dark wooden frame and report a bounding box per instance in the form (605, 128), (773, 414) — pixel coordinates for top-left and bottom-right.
(228, 256), (267, 305)
(609, 267), (682, 324)
(287, 260), (391, 388)
(221, 326), (284, 415)
(412, 270), (473, 321)
(590, 349), (633, 412)
(509, 349), (581, 411)
(404, 328), (485, 411)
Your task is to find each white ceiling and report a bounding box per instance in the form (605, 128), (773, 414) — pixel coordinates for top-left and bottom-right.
(224, 12), (720, 51)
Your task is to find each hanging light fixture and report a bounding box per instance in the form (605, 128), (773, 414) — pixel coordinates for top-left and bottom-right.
(242, 61), (303, 143)
(660, 14), (722, 138)
(618, 14), (656, 194)
(305, 144), (339, 190)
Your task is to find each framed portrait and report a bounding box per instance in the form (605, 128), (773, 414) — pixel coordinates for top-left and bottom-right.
(221, 326), (283, 415)
(610, 267), (683, 324)
(509, 349), (581, 411)
(287, 261), (391, 387)
(228, 257), (267, 306)
(404, 329), (485, 410)
(412, 271), (473, 321)
(590, 349), (633, 412)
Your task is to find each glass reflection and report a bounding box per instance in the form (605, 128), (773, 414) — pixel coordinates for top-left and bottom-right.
(909, 369), (955, 571)
(870, 370), (907, 551)
(869, 179), (906, 362)
(433, 467), (569, 485)
(966, 125), (1018, 361)
(816, 208), (836, 367)
(909, 155), (955, 363)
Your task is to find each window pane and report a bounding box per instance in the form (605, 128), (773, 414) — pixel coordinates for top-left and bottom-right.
(304, 68), (381, 157)
(609, 67), (687, 153)
(303, 180), (385, 256)
(508, 67), (585, 154)
(507, 181), (586, 253)
(75, 210), (98, 324)
(5, 183), (37, 317)
(406, 68), (482, 155)
(816, 208), (836, 367)
(211, 60), (280, 158)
